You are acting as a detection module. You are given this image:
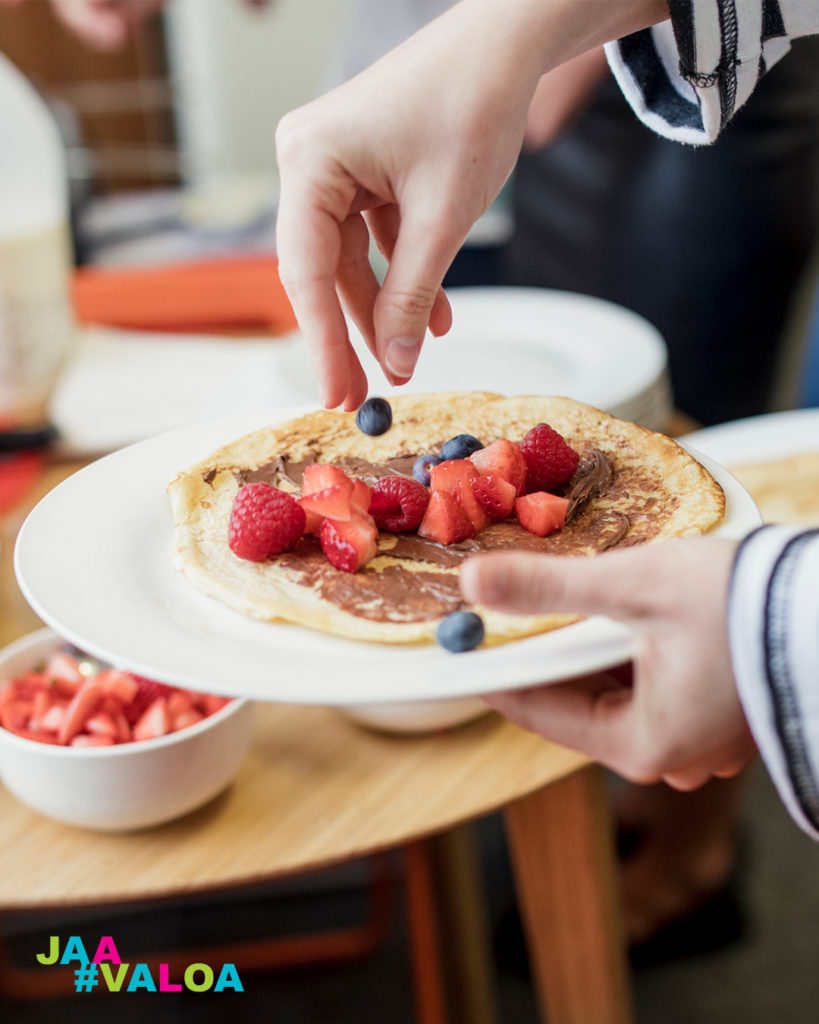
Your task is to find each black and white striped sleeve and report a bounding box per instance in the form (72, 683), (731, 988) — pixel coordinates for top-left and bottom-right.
(730, 525), (819, 839)
(604, 0), (819, 143)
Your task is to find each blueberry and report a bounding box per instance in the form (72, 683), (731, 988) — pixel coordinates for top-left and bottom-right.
(436, 610), (485, 653)
(355, 397), (392, 436)
(440, 433), (483, 461)
(412, 453), (442, 487)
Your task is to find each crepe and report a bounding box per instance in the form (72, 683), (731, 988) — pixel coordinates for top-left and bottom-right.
(729, 451), (819, 526)
(168, 392), (725, 644)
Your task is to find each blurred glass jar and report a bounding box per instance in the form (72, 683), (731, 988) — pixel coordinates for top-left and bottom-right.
(0, 53), (74, 431)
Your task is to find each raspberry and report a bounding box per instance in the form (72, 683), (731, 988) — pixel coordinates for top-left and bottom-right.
(228, 482), (306, 561)
(519, 423), (580, 492)
(368, 475), (430, 532)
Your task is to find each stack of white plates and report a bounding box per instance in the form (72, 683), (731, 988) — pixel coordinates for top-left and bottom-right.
(51, 286), (672, 454)
(271, 286), (673, 431)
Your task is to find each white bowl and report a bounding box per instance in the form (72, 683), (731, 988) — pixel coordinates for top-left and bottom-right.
(0, 628), (253, 831)
(341, 697), (489, 735)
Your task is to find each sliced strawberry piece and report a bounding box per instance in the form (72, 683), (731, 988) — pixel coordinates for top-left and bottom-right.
(320, 514), (378, 573)
(302, 464), (353, 496)
(173, 709), (206, 731)
(201, 694), (231, 716)
(71, 734), (116, 748)
(418, 490), (475, 545)
(98, 701), (131, 742)
(96, 667), (139, 705)
(32, 689), (50, 720)
(85, 712), (119, 738)
(470, 439), (527, 496)
(514, 492), (569, 537)
(298, 484), (355, 523)
(470, 474), (516, 521)
(350, 478), (371, 516)
(58, 679), (104, 745)
(454, 477), (489, 534)
(37, 703), (67, 733)
(44, 650), (84, 691)
(368, 476), (430, 532)
(429, 458), (477, 495)
(132, 697), (171, 742)
(301, 507), (323, 534)
(0, 700), (33, 732)
(166, 690), (194, 717)
(8, 726), (60, 744)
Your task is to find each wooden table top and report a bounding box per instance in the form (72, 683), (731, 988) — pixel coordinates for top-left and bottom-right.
(3, 411), (801, 912)
(0, 458), (587, 909)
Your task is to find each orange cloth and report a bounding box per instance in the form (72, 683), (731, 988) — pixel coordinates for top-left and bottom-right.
(72, 257), (298, 335)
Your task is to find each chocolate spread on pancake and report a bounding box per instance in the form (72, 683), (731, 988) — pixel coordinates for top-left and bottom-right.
(204, 446), (629, 623)
(230, 452), (418, 489)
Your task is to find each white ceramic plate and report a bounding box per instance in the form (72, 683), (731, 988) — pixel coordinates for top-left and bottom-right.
(271, 287), (671, 427)
(14, 414), (760, 706)
(681, 408), (819, 466)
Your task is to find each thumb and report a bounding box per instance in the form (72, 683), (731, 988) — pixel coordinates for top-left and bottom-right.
(373, 205), (463, 380)
(460, 548), (667, 623)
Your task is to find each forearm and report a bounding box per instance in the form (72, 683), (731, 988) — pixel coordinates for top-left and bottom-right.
(398, 0), (669, 101)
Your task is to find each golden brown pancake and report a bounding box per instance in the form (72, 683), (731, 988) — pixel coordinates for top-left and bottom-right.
(729, 451), (819, 526)
(168, 392), (725, 644)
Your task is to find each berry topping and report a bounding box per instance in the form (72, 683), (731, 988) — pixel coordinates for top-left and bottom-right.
(299, 465), (369, 532)
(436, 611), (485, 653)
(470, 439), (527, 496)
(299, 485), (356, 523)
(412, 453), (442, 487)
(355, 397), (393, 436)
(228, 482), (306, 561)
(519, 423), (580, 492)
(320, 515), (378, 573)
(350, 478), (372, 516)
(418, 489), (475, 545)
(470, 474), (517, 521)
(302, 463), (352, 495)
(132, 697), (172, 743)
(440, 433), (484, 461)
(429, 458), (477, 495)
(514, 492), (569, 537)
(454, 477), (489, 534)
(368, 476), (431, 532)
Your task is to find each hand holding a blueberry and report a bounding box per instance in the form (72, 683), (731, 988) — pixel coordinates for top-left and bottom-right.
(275, 0), (667, 409)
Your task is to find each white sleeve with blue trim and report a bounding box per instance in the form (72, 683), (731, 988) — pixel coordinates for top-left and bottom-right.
(605, 0), (819, 143)
(729, 525), (819, 839)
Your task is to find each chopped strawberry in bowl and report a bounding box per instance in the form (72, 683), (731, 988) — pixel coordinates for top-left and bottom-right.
(0, 628), (252, 831)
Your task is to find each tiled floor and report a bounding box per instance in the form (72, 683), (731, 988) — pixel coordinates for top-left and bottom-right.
(4, 762), (819, 1024)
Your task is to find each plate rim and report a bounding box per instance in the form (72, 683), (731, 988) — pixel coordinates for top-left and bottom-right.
(14, 413), (759, 706)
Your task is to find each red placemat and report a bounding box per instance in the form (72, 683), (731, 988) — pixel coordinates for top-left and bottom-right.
(0, 451), (44, 515)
